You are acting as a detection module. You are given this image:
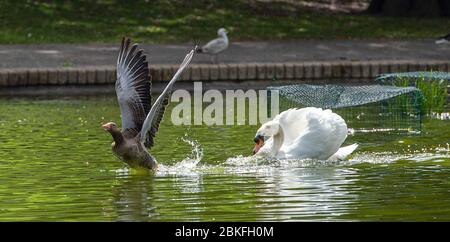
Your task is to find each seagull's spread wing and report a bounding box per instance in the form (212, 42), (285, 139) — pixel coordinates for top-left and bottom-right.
(139, 48), (195, 145)
(202, 37), (227, 54)
(115, 37), (152, 145)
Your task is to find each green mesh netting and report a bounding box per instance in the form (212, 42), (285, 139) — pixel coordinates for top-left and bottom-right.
(376, 71), (449, 113)
(376, 71), (450, 83)
(267, 84), (423, 132)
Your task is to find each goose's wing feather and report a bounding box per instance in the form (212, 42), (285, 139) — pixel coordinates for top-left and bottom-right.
(201, 38), (227, 54)
(145, 91), (171, 148)
(115, 37), (153, 145)
(139, 48), (195, 145)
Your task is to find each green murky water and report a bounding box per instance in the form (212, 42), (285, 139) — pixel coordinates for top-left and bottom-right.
(0, 97), (449, 221)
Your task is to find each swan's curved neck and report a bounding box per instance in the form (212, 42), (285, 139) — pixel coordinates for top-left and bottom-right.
(271, 125), (284, 157)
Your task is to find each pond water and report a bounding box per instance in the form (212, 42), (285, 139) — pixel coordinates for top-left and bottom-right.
(0, 96), (449, 221)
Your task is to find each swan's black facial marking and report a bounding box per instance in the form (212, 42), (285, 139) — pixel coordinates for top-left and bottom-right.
(254, 134), (264, 143)
(253, 135), (265, 155)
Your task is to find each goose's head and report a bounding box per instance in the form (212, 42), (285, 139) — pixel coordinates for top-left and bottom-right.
(102, 122), (125, 145)
(101, 122), (119, 134)
(217, 28), (228, 37)
(253, 121), (279, 154)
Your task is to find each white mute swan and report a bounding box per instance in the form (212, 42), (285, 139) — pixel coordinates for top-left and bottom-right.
(252, 107), (358, 161)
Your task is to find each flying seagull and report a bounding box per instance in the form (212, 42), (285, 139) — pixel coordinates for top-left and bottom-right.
(102, 37), (195, 170)
(435, 34), (450, 44)
(196, 28), (228, 63)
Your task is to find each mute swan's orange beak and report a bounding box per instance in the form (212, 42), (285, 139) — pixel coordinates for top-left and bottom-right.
(252, 135), (264, 155)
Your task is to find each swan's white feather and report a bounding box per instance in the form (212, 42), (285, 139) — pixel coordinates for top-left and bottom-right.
(328, 143), (359, 161)
(257, 107), (356, 160)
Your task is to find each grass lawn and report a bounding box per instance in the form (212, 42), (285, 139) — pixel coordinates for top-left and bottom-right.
(1, 0), (449, 44)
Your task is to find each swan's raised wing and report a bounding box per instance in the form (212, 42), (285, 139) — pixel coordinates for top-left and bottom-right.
(284, 108), (348, 160)
(328, 143), (358, 161)
(139, 48), (196, 145)
(276, 108), (309, 146)
(115, 37), (152, 142)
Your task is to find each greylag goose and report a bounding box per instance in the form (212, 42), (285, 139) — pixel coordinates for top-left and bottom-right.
(196, 28), (228, 63)
(102, 37), (195, 170)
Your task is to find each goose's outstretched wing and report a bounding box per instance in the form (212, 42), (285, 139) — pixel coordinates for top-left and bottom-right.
(139, 48), (195, 145)
(145, 90), (170, 148)
(115, 37), (152, 144)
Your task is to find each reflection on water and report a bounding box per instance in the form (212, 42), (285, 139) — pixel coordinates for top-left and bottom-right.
(0, 97), (449, 221)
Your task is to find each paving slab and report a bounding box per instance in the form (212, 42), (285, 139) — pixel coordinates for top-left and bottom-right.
(0, 39), (449, 69)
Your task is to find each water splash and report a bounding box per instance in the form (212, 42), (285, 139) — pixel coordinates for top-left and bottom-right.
(180, 134), (204, 165)
(157, 134), (205, 175)
(223, 155), (348, 174)
(346, 150), (450, 166)
(115, 138), (449, 177)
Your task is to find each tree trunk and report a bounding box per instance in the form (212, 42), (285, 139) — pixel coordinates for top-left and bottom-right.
(383, 0), (411, 16)
(366, 0), (449, 17)
(440, 0), (450, 16)
(410, 0), (442, 17)
(366, 0), (384, 14)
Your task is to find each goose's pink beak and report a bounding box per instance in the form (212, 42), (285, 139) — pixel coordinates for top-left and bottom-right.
(101, 123), (110, 131)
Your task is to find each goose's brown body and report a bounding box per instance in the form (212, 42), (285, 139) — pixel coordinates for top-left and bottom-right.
(106, 129), (157, 169)
(103, 123), (157, 169)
